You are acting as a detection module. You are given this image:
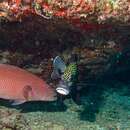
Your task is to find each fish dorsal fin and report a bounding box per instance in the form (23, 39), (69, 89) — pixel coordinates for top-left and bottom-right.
(23, 85), (32, 101)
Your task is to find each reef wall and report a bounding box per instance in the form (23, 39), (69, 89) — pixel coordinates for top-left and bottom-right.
(0, 0), (130, 87)
(0, 15), (130, 85)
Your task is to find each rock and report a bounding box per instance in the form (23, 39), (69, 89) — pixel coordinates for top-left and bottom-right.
(26, 67), (43, 75)
(44, 121), (53, 127)
(53, 124), (65, 130)
(0, 58), (9, 63)
(0, 107), (30, 130)
(2, 128), (12, 130)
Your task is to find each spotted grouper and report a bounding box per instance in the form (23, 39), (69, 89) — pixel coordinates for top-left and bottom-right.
(0, 64), (57, 105)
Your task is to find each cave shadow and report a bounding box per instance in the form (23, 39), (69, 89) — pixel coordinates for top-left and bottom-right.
(79, 79), (105, 122)
(79, 46), (130, 122)
(79, 68), (130, 122)
(103, 68), (130, 97)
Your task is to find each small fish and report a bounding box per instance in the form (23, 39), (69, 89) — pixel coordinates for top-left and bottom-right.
(51, 56), (78, 95)
(0, 64), (57, 105)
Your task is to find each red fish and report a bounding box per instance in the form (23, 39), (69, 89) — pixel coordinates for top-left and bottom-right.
(0, 64), (57, 105)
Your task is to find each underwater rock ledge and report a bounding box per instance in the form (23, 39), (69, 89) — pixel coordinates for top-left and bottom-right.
(0, 15), (130, 85)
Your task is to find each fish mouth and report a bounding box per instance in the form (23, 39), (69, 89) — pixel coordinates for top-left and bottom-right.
(56, 81), (70, 95)
(56, 87), (69, 95)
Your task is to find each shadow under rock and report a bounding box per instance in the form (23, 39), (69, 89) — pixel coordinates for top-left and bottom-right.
(0, 100), (67, 113)
(79, 65), (130, 122)
(79, 82), (105, 122)
(21, 101), (67, 113)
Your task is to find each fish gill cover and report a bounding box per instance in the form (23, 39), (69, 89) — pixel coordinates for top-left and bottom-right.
(0, 0), (130, 130)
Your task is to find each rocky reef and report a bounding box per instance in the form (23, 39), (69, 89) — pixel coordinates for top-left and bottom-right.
(0, 1), (130, 129)
(0, 106), (30, 130)
(0, 15), (130, 83)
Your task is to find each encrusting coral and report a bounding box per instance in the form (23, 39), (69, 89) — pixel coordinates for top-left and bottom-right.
(0, 0), (130, 24)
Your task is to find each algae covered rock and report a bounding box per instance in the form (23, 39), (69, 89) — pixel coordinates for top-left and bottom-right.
(0, 107), (30, 130)
(53, 124), (65, 130)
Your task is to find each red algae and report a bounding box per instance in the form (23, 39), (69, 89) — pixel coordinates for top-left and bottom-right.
(0, 0), (130, 24)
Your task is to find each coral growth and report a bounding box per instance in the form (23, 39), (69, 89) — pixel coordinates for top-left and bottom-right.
(0, 0), (130, 24)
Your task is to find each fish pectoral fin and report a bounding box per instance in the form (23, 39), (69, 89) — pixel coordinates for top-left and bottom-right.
(11, 99), (26, 106)
(53, 56), (66, 73)
(23, 85), (32, 101)
(10, 86), (31, 106)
